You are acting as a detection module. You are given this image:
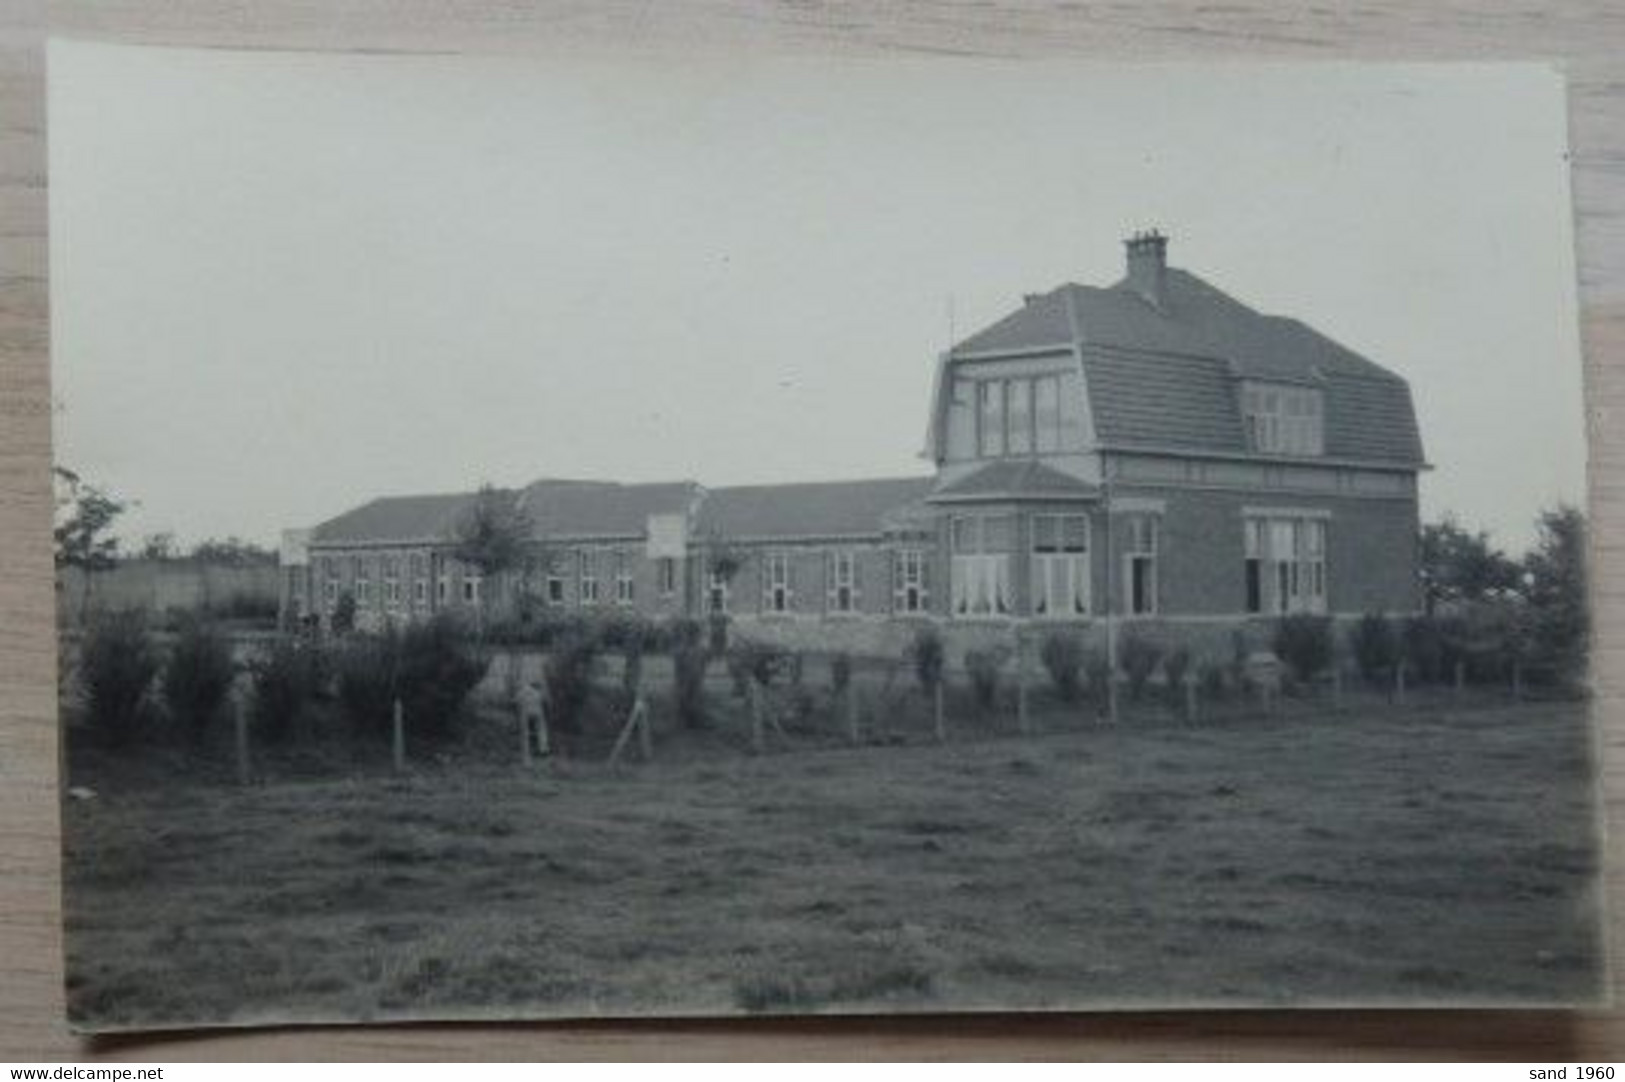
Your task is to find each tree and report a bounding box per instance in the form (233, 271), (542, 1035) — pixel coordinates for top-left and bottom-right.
(451, 483), (534, 636)
(138, 532), (177, 561)
(1418, 516), (1520, 615)
(1521, 504), (1587, 681)
(189, 537), (276, 566)
(53, 467), (128, 624)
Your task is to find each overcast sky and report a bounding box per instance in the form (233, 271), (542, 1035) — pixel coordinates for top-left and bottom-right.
(49, 44), (1584, 554)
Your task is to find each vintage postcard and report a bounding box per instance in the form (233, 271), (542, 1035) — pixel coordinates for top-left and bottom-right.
(49, 44), (1601, 1030)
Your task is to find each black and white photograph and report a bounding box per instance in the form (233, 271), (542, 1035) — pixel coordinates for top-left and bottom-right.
(48, 44), (1600, 1031)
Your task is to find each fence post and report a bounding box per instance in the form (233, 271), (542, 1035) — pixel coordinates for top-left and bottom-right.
(1183, 671), (1198, 726)
(233, 693), (251, 786)
(392, 697), (406, 772)
(750, 681), (765, 753)
(536, 697), (551, 757)
(845, 682), (859, 746)
(636, 698), (653, 762)
(1453, 659), (1466, 705)
(1107, 669), (1120, 725)
(1331, 666), (1343, 713)
(517, 700), (532, 769)
(1395, 661), (1407, 707)
(933, 680), (946, 743)
(1016, 639), (1031, 736)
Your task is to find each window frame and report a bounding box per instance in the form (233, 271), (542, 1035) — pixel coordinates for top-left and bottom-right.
(1122, 514), (1159, 617)
(827, 549), (858, 614)
(763, 551), (792, 614)
(1031, 512), (1091, 619)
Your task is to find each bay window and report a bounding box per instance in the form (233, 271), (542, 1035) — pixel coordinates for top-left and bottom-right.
(951, 514), (1014, 617)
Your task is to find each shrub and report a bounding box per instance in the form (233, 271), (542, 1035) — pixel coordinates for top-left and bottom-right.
(334, 631), (399, 736)
(336, 616), (488, 741)
(163, 617), (237, 742)
(1119, 633), (1163, 700)
(79, 609), (160, 745)
(331, 591), (357, 634)
(1083, 650), (1112, 712)
(1352, 613), (1399, 685)
(1402, 615), (1446, 684)
(670, 619), (709, 729)
(910, 626), (945, 694)
(964, 648), (1004, 712)
(1273, 614), (1333, 683)
(730, 640), (790, 688)
(544, 628), (601, 736)
(1163, 645), (1193, 695)
(396, 615), (488, 739)
(1039, 631), (1084, 703)
(830, 652), (852, 696)
(250, 637), (320, 743)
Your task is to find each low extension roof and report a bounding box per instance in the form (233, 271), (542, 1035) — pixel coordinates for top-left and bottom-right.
(945, 267), (1424, 465)
(311, 490), (491, 547)
(928, 460), (1101, 503)
(518, 479), (700, 541)
(696, 477), (936, 541)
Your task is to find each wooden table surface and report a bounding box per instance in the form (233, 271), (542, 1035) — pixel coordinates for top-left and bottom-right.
(4, 0), (1624, 1061)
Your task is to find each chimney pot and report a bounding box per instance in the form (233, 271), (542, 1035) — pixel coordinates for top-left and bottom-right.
(1124, 228), (1169, 310)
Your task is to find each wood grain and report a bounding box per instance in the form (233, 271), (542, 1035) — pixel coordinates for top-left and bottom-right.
(6, 0), (1625, 1061)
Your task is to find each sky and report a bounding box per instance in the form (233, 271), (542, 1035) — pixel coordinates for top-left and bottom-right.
(48, 43), (1586, 554)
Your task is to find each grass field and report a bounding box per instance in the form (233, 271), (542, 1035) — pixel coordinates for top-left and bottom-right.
(62, 697), (1604, 1030)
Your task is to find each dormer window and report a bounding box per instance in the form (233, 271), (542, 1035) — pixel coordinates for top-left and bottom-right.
(1242, 382), (1323, 456)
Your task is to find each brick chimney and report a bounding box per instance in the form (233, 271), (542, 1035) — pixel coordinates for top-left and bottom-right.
(1124, 229), (1169, 310)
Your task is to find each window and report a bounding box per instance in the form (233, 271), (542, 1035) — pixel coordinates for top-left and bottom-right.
(828, 550), (858, 614)
(763, 552), (792, 613)
(1005, 379), (1033, 454)
(436, 573), (449, 605)
(978, 381), (1005, 457)
(893, 549), (929, 614)
(1033, 375), (1062, 453)
(615, 550), (635, 606)
(1245, 515), (1327, 614)
(355, 557), (371, 605)
(707, 568), (729, 615)
(951, 514), (1014, 617)
(462, 571), (482, 605)
(579, 550), (600, 605)
(383, 557), (400, 607)
(972, 373), (1070, 458)
(546, 573), (565, 605)
(1032, 513), (1090, 618)
(411, 554), (427, 605)
(1124, 515), (1158, 616)
(1243, 383), (1323, 455)
(658, 557), (677, 597)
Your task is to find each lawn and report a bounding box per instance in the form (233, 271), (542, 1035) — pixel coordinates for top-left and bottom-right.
(62, 697), (1604, 1030)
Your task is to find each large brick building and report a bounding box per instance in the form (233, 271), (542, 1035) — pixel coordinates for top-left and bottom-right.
(281, 232), (1425, 655)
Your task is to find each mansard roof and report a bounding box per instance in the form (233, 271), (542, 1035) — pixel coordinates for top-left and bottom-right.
(945, 267), (1425, 466)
